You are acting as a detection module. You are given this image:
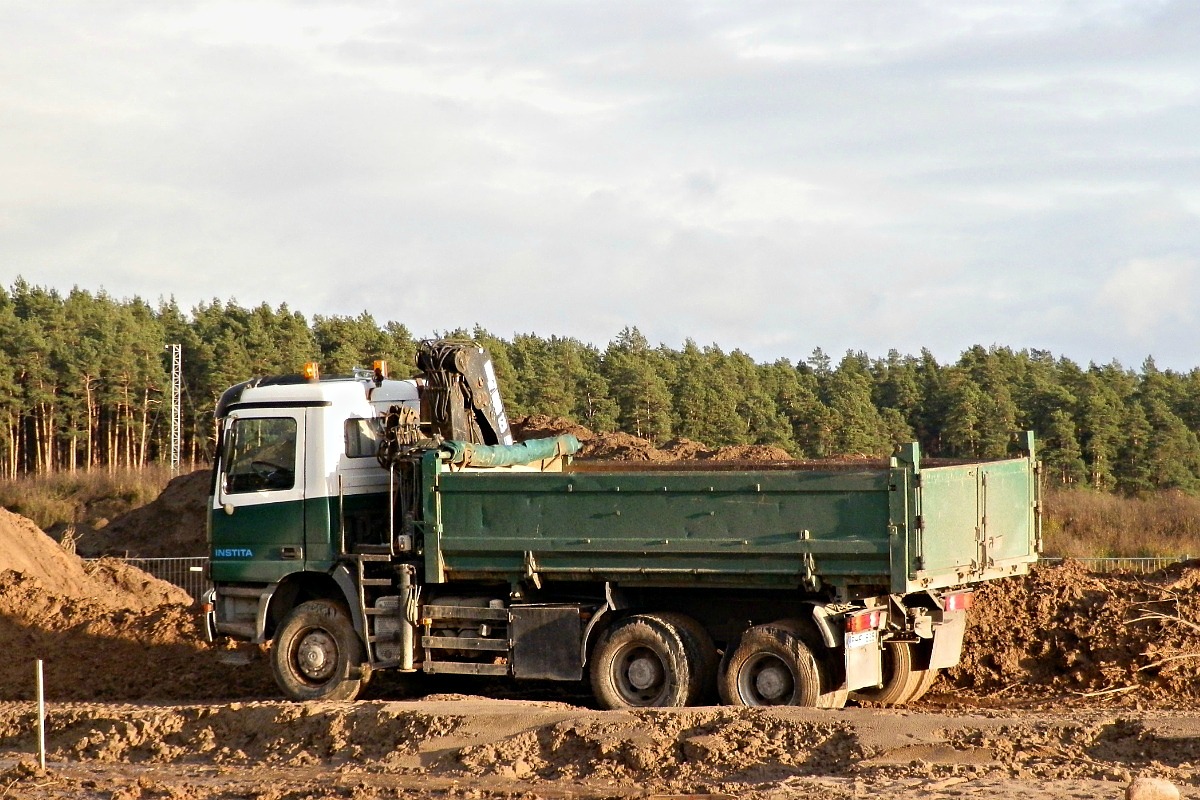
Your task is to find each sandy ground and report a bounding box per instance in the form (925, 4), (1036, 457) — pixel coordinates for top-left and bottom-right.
(0, 694), (1195, 799)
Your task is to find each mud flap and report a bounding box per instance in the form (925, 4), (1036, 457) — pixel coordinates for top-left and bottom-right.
(511, 605), (583, 680)
(929, 609), (967, 670)
(844, 630), (884, 691)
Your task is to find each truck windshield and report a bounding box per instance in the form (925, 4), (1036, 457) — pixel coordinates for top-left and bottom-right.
(224, 417), (297, 493)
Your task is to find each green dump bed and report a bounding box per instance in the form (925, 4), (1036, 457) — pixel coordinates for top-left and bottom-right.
(421, 440), (1040, 597)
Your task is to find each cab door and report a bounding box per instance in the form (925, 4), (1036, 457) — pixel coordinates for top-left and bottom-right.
(210, 410), (307, 583)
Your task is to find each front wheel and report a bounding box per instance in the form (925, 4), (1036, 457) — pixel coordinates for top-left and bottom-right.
(271, 599), (368, 701)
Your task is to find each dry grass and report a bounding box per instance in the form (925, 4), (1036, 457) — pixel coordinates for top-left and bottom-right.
(0, 465), (182, 532)
(1043, 488), (1200, 559)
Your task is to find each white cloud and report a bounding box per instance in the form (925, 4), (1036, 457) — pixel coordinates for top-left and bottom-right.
(1, 1), (1199, 369)
(1096, 256), (1197, 340)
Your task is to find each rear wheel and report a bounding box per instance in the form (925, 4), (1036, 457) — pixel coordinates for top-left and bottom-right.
(656, 612), (718, 705)
(590, 615), (693, 709)
(907, 665), (940, 703)
(851, 640), (922, 706)
(720, 624), (823, 707)
(770, 619), (847, 710)
(814, 653), (849, 710)
(271, 599), (368, 702)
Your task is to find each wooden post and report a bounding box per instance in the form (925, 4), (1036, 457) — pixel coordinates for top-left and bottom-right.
(36, 659), (45, 770)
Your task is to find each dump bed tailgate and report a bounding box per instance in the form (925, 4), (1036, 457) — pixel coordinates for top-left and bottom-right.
(906, 454), (1040, 593)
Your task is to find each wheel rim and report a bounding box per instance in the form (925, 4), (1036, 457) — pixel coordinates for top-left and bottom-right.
(612, 643), (668, 705)
(737, 652), (795, 705)
(294, 628), (339, 683)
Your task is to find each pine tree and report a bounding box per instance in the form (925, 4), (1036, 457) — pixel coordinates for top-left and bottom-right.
(1042, 410), (1087, 486)
(821, 353), (891, 456)
(603, 328), (674, 442)
(761, 360), (832, 457)
(940, 368), (984, 457)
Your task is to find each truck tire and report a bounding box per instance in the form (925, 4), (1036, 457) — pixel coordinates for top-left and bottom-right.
(655, 612), (718, 705)
(271, 599), (368, 702)
(769, 618), (847, 710)
(850, 640), (923, 706)
(907, 666), (940, 703)
(590, 614), (693, 709)
(720, 624), (823, 707)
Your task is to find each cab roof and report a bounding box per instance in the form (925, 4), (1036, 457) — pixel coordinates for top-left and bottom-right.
(216, 374), (418, 419)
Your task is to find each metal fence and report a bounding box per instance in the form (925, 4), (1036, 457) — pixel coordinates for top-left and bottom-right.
(1041, 556), (1192, 574)
(89, 556), (211, 601)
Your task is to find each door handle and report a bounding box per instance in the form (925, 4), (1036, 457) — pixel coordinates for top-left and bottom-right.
(281, 546), (304, 560)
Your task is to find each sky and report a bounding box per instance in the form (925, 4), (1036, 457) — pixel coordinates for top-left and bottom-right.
(2, 1), (1198, 371)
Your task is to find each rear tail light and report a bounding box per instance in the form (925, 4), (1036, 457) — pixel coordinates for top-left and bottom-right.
(944, 591), (974, 612)
(845, 608), (886, 633)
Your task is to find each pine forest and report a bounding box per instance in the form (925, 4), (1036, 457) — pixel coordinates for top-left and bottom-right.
(2, 279), (1198, 497)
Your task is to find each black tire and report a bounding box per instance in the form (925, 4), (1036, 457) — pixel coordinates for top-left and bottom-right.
(589, 615), (693, 709)
(716, 636), (738, 706)
(771, 618), (847, 710)
(720, 624), (823, 707)
(271, 599), (368, 702)
(656, 612), (718, 706)
(811, 647), (849, 710)
(851, 640), (922, 706)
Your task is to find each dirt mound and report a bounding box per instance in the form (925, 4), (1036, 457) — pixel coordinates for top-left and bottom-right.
(581, 432), (671, 461)
(0, 570), (275, 702)
(944, 560), (1200, 704)
(660, 437), (711, 459)
(709, 444), (794, 461)
(82, 557), (192, 610)
(0, 506), (272, 701)
(0, 568), (273, 702)
(0, 508), (101, 598)
(0, 507), (187, 608)
(80, 469), (210, 558)
(510, 414), (596, 442)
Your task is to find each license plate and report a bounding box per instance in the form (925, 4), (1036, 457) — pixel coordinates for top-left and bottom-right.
(845, 630), (876, 649)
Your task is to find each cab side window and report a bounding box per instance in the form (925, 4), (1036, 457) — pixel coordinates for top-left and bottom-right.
(224, 417), (297, 493)
(345, 417), (384, 459)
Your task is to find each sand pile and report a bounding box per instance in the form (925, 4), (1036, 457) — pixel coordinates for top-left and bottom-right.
(77, 469), (210, 558)
(945, 559), (1200, 704)
(0, 508), (189, 609)
(0, 507), (273, 701)
(511, 415), (796, 462)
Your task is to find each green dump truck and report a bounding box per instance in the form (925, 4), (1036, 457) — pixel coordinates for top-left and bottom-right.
(205, 345), (1040, 709)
